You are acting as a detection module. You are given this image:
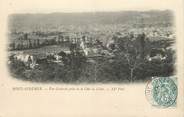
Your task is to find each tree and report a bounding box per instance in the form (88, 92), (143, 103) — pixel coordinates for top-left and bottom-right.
(24, 33), (28, 40)
(37, 39), (40, 47)
(28, 39), (32, 48)
(137, 33), (146, 58)
(10, 42), (16, 50)
(33, 40), (37, 48)
(114, 34), (146, 82)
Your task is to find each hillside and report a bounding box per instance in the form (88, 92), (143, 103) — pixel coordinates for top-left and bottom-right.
(8, 10), (174, 32)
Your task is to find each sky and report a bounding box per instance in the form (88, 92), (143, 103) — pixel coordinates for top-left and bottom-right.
(1, 0), (180, 14)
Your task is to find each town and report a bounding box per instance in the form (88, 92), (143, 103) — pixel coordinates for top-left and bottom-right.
(7, 11), (176, 83)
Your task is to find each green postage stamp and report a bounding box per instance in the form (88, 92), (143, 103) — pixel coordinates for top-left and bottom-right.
(145, 76), (177, 108)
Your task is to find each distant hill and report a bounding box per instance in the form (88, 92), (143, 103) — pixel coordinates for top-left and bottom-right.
(8, 10), (174, 32)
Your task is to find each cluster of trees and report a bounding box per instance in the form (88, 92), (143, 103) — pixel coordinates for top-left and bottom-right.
(9, 32), (175, 83)
(9, 33), (88, 51)
(78, 33), (174, 82)
(9, 33), (40, 50)
(110, 34), (174, 82)
(10, 39), (40, 50)
(9, 34), (66, 50)
(9, 46), (88, 82)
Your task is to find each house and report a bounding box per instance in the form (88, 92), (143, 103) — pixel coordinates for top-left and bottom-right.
(146, 48), (167, 61)
(14, 54), (37, 68)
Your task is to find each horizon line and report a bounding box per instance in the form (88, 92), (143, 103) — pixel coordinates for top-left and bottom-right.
(10, 9), (172, 15)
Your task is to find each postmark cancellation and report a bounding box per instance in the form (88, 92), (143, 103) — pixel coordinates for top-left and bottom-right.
(145, 76), (177, 108)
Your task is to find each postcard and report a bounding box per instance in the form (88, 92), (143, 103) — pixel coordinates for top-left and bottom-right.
(0, 0), (184, 117)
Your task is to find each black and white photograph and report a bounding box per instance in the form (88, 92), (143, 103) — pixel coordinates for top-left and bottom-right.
(7, 10), (176, 83)
(1, 0), (184, 116)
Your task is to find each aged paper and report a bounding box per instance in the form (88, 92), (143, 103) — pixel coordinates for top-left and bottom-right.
(0, 0), (184, 117)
